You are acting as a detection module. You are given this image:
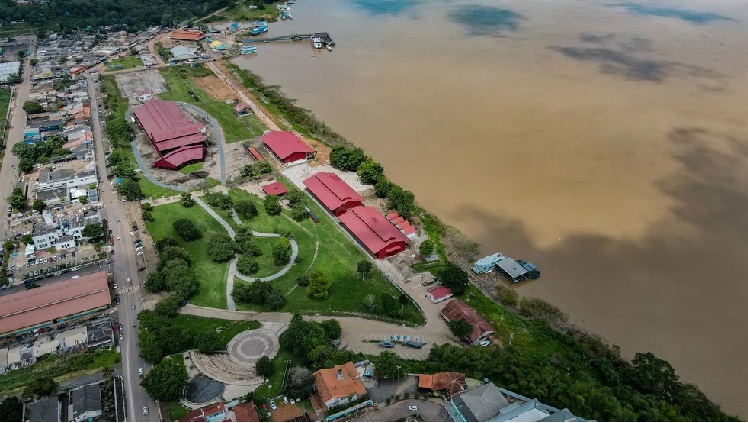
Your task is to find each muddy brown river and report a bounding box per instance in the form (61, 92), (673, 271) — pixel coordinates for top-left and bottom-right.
(234, 0), (748, 415)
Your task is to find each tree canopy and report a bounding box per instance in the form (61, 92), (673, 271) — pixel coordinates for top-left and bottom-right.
(22, 101), (44, 114)
(0, 397), (23, 422)
(118, 178), (143, 201)
(207, 234), (235, 262)
(330, 146), (367, 171)
(141, 357), (188, 401)
(419, 239), (435, 256)
(271, 237), (292, 265)
(234, 200), (258, 219)
(232, 281), (286, 311)
(357, 159), (384, 185)
(236, 255), (259, 275)
(264, 195), (282, 216)
(255, 356), (274, 378)
(448, 319), (473, 340)
(172, 218), (202, 241)
(439, 262), (469, 295)
(306, 270), (331, 299)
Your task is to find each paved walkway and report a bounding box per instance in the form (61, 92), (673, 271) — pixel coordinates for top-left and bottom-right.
(194, 196), (299, 311)
(206, 61), (280, 131)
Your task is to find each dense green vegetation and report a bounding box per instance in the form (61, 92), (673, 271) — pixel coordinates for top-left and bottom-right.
(0, 0), (233, 32)
(203, 0), (282, 24)
(206, 187), (423, 324)
(145, 203), (230, 308)
(141, 354), (188, 400)
(0, 87), (11, 142)
(11, 136), (70, 173)
(158, 65), (265, 143)
(0, 349), (119, 396)
(138, 310), (260, 363)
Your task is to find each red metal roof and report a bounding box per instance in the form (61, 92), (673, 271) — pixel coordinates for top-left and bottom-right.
(262, 131), (314, 162)
(154, 144), (205, 170)
(441, 299), (494, 343)
(170, 30), (206, 41)
(386, 212), (400, 220)
(180, 402), (225, 422)
(234, 102), (249, 113)
(0, 271), (110, 335)
(391, 216), (405, 226)
(233, 402), (260, 422)
(401, 224), (416, 235)
(262, 181), (288, 196)
(428, 286), (453, 301)
(247, 146), (264, 162)
(338, 206), (408, 257)
(303, 172), (363, 214)
(132, 100), (206, 151)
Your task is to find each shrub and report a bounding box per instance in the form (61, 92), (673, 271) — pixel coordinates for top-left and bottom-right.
(207, 234), (235, 262)
(497, 284), (519, 307)
(264, 195), (282, 216)
(172, 218), (201, 241)
(236, 255), (259, 275)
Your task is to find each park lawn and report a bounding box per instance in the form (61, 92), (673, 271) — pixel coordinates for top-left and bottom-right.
(238, 113), (267, 138)
(145, 203), (230, 309)
(167, 401), (189, 421)
(139, 177), (180, 199)
(105, 55), (142, 71)
(179, 162), (204, 175)
(238, 236), (285, 279)
(226, 188), (423, 324)
(171, 315), (260, 346)
(158, 65), (257, 143)
(0, 348), (119, 395)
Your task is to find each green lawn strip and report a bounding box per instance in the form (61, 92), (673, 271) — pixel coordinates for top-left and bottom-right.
(145, 203), (230, 309)
(167, 400), (189, 421)
(158, 66), (256, 143)
(179, 162), (204, 175)
(206, 3), (281, 23)
(105, 56), (142, 71)
(0, 87), (11, 131)
(100, 75), (128, 117)
(170, 314), (260, 347)
(0, 349), (119, 395)
(242, 237), (285, 279)
(226, 188), (423, 324)
(238, 113), (267, 138)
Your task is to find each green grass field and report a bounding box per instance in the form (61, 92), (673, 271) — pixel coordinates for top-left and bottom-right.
(158, 65), (265, 143)
(0, 87), (11, 134)
(145, 203), (230, 308)
(171, 314), (260, 346)
(104, 55), (142, 71)
(204, 3), (281, 24)
(0, 349), (119, 395)
(222, 188), (423, 324)
(179, 162), (204, 175)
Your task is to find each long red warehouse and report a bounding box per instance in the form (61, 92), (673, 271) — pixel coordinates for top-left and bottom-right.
(338, 206), (408, 259)
(303, 172), (363, 216)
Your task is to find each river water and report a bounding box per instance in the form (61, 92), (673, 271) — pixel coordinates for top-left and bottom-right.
(234, 0), (748, 415)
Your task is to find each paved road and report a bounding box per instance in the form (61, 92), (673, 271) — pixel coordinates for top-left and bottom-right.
(87, 75), (159, 422)
(353, 399), (451, 422)
(0, 37), (35, 239)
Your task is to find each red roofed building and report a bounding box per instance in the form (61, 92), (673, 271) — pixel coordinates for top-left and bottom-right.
(418, 372), (466, 397)
(303, 172), (363, 216)
(131, 99), (207, 170)
(179, 402), (226, 422)
(233, 402), (260, 422)
(338, 206), (408, 259)
(0, 271), (110, 337)
(427, 286), (453, 303)
(312, 362), (366, 409)
(262, 131), (315, 164)
(262, 181), (288, 196)
(440, 299), (494, 344)
(170, 30), (206, 41)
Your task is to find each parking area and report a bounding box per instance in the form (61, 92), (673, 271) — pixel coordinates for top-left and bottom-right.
(9, 243), (100, 282)
(366, 375), (419, 403)
(353, 399), (450, 422)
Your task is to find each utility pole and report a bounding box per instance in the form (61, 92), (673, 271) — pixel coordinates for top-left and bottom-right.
(396, 365), (401, 384)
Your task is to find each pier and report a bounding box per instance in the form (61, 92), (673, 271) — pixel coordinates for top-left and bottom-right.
(243, 32), (335, 46)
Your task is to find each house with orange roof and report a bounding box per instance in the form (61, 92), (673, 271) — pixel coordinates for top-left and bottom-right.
(418, 372), (466, 397)
(312, 362), (367, 409)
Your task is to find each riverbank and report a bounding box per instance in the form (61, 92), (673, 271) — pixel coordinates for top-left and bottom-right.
(223, 60), (735, 420)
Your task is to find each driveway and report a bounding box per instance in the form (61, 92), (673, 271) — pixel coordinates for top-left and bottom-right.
(354, 399), (451, 422)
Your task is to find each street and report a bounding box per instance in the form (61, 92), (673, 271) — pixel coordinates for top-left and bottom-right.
(86, 74), (158, 422)
(0, 36), (35, 240)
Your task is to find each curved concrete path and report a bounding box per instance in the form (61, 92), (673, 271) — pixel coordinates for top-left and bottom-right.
(194, 197), (299, 310)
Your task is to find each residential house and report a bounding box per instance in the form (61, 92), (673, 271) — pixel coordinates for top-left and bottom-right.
(427, 286), (453, 304)
(312, 361), (367, 409)
(440, 299), (494, 344)
(232, 402), (260, 422)
(68, 382), (102, 422)
(180, 402), (227, 422)
(27, 396), (61, 422)
(418, 372), (466, 397)
(37, 168), (97, 192)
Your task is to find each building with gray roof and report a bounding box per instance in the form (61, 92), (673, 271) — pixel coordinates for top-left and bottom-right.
(0, 61), (21, 83)
(68, 382), (102, 422)
(27, 396), (61, 422)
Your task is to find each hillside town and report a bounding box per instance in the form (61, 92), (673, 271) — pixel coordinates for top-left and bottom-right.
(0, 1), (735, 422)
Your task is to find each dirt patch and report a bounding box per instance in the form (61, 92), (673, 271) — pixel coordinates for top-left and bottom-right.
(115, 70), (167, 100)
(302, 136), (331, 166)
(193, 75), (238, 102)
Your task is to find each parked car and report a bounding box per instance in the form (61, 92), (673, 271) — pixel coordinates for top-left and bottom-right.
(143, 407), (148, 415)
(131, 304), (136, 310)
(478, 339), (491, 347)
(119, 333), (124, 340)
(138, 368), (143, 377)
(408, 406), (419, 412)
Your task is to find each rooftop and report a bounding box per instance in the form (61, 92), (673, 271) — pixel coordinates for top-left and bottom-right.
(262, 131), (314, 162)
(303, 172), (363, 213)
(338, 206), (408, 256)
(440, 299), (494, 343)
(262, 181), (288, 196)
(233, 402), (260, 422)
(0, 271), (110, 335)
(313, 361), (366, 404)
(132, 99), (206, 148)
(69, 383), (102, 422)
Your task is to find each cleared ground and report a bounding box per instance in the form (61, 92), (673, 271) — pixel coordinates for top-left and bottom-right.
(193, 75), (236, 101)
(114, 70), (167, 100)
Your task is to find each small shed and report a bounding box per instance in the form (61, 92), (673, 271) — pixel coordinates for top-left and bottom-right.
(496, 257), (529, 283)
(234, 102), (250, 115)
(261, 181), (288, 196)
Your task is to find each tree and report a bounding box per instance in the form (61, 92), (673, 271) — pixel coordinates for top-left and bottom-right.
(321, 319), (341, 340)
(18, 158), (34, 173)
(138, 329), (164, 363)
(30, 58), (39, 66)
(0, 397), (23, 422)
(141, 357), (188, 400)
(234, 200), (258, 219)
(159, 246), (190, 265)
(78, 195), (88, 204)
(329, 146), (366, 171)
(118, 178), (143, 201)
(449, 319), (473, 340)
(374, 178), (393, 198)
(357, 159), (384, 184)
(173, 218), (202, 241)
(265, 290), (286, 310)
(23, 375), (58, 398)
(155, 236), (178, 252)
(306, 270), (331, 299)
(235, 230), (261, 257)
(357, 260), (372, 280)
(271, 237), (292, 265)
(419, 240), (434, 256)
(364, 294), (377, 313)
(7, 188), (26, 211)
(196, 332), (222, 353)
(296, 275), (309, 287)
(204, 192), (232, 210)
(255, 356), (274, 378)
(440, 262), (469, 295)
(630, 352), (680, 401)
(180, 192), (195, 207)
(207, 234), (235, 262)
(32, 199), (46, 213)
(236, 255), (259, 275)
(387, 185), (416, 219)
(380, 294), (402, 318)
(20, 234), (33, 245)
(82, 223), (104, 239)
(154, 295), (182, 318)
(283, 367), (314, 400)
(264, 195), (282, 216)
(22, 101), (44, 115)
(374, 351), (406, 381)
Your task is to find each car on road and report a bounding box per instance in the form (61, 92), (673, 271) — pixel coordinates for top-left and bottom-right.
(138, 368), (143, 377)
(131, 304), (136, 310)
(143, 407), (148, 415)
(137, 251), (144, 256)
(127, 277), (131, 285)
(119, 333), (124, 340)
(116, 218), (120, 222)
(408, 406), (419, 412)
(118, 324), (123, 331)
(116, 236), (120, 240)
(113, 283), (118, 289)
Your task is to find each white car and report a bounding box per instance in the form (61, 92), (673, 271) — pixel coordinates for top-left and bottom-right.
(479, 339), (491, 347)
(143, 407), (148, 415)
(138, 368), (143, 377)
(116, 236), (120, 240)
(408, 406), (419, 412)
